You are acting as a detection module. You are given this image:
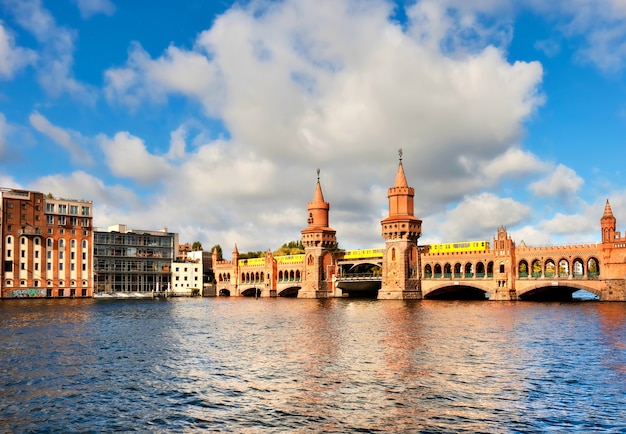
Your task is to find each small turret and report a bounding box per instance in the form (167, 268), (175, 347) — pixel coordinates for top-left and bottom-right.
(601, 199), (616, 243)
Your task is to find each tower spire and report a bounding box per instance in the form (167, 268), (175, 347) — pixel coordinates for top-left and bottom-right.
(603, 199), (615, 219)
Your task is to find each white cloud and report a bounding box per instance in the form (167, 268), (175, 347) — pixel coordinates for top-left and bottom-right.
(73, 0), (115, 19)
(4, 0), (96, 102)
(427, 192), (532, 242)
(97, 0), (552, 250)
(0, 22), (36, 79)
(529, 164), (584, 198)
(29, 112), (93, 165)
(98, 132), (172, 184)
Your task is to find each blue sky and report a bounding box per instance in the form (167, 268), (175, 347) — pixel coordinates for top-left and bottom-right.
(1, 0), (626, 253)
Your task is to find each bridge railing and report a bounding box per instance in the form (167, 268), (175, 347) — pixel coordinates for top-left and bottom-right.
(337, 273), (382, 281)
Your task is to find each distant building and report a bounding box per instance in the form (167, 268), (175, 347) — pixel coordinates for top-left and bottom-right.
(171, 258), (203, 296)
(93, 224), (178, 294)
(0, 188), (94, 298)
(177, 242), (192, 261)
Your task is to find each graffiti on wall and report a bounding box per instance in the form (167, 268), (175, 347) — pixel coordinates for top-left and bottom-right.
(11, 289), (47, 298)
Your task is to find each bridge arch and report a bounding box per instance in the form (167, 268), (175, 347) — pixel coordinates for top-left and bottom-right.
(241, 287), (262, 297)
(277, 286), (300, 297)
(423, 282), (491, 300)
(218, 288), (230, 296)
(517, 282), (601, 301)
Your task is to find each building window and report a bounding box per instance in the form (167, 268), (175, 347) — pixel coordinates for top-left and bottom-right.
(47, 251), (51, 259)
(47, 215), (54, 224)
(81, 206), (90, 216)
(7, 236), (11, 244)
(59, 289), (64, 297)
(70, 217), (78, 226)
(71, 239), (76, 248)
(20, 263), (25, 270)
(47, 262), (51, 271)
(4, 261), (13, 272)
(71, 252), (75, 260)
(35, 251), (39, 258)
(21, 250), (25, 258)
(48, 228), (53, 234)
(70, 205), (78, 215)
(46, 203), (54, 212)
(6, 249), (11, 257)
(70, 263), (75, 271)
(58, 216), (66, 225)
(21, 238), (25, 245)
(59, 263), (63, 271)
(59, 239), (65, 248)
(34, 263), (39, 271)
(59, 251), (64, 259)
(59, 204), (67, 214)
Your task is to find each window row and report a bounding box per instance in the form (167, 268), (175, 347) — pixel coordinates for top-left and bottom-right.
(45, 203), (91, 216)
(423, 257), (601, 279)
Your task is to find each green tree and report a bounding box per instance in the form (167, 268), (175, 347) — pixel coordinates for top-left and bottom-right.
(211, 244), (223, 261)
(192, 241), (203, 251)
(273, 240), (305, 256)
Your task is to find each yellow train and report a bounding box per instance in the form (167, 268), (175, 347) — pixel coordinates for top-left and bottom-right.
(424, 240), (490, 254)
(343, 248), (385, 259)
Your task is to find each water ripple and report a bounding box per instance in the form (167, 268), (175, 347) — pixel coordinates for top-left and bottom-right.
(0, 298), (625, 432)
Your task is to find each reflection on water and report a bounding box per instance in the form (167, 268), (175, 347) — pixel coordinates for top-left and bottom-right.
(0, 298), (625, 432)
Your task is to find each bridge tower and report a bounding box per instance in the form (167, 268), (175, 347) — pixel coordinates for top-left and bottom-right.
(300, 170), (337, 298)
(601, 199), (616, 243)
(492, 226), (517, 300)
(232, 243), (239, 296)
(379, 151), (422, 299)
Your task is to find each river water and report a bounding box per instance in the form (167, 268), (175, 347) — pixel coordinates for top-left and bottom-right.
(0, 298), (624, 433)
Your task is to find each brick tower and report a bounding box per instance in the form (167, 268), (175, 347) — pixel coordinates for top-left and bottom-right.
(300, 169), (337, 298)
(601, 199), (616, 243)
(379, 151), (422, 299)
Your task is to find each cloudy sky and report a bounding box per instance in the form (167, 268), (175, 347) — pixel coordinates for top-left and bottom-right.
(1, 0), (626, 254)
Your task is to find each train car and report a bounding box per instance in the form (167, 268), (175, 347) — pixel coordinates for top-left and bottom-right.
(424, 240), (490, 254)
(343, 248), (385, 259)
(276, 254), (305, 264)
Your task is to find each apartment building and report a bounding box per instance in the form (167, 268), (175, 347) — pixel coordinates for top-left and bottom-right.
(0, 188), (93, 298)
(94, 224), (178, 294)
(171, 258), (203, 296)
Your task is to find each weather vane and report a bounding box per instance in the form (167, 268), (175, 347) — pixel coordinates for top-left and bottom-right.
(316, 168), (320, 180)
(398, 148), (403, 161)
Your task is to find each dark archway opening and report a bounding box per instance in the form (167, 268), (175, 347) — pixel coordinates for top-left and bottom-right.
(337, 281), (380, 299)
(219, 288), (230, 296)
(278, 287), (299, 297)
(425, 285), (488, 300)
(520, 286), (597, 302)
(241, 288), (262, 297)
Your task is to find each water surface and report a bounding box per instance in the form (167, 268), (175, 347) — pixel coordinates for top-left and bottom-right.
(1, 298), (624, 432)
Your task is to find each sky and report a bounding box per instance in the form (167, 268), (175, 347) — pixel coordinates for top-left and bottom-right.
(1, 0), (626, 255)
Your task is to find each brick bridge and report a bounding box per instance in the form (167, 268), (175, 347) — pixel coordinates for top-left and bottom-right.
(213, 157), (626, 302)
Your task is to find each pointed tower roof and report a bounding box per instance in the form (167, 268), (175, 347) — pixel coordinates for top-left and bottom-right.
(393, 150), (408, 188)
(312, 169), (326, 204)
(603, 199), (615, 219)
(232, 243), (239, 254)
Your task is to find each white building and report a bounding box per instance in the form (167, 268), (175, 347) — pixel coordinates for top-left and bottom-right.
(171, 258), (203, 296)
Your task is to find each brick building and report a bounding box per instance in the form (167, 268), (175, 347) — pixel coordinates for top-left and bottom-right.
(1, 188), (93, 298)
